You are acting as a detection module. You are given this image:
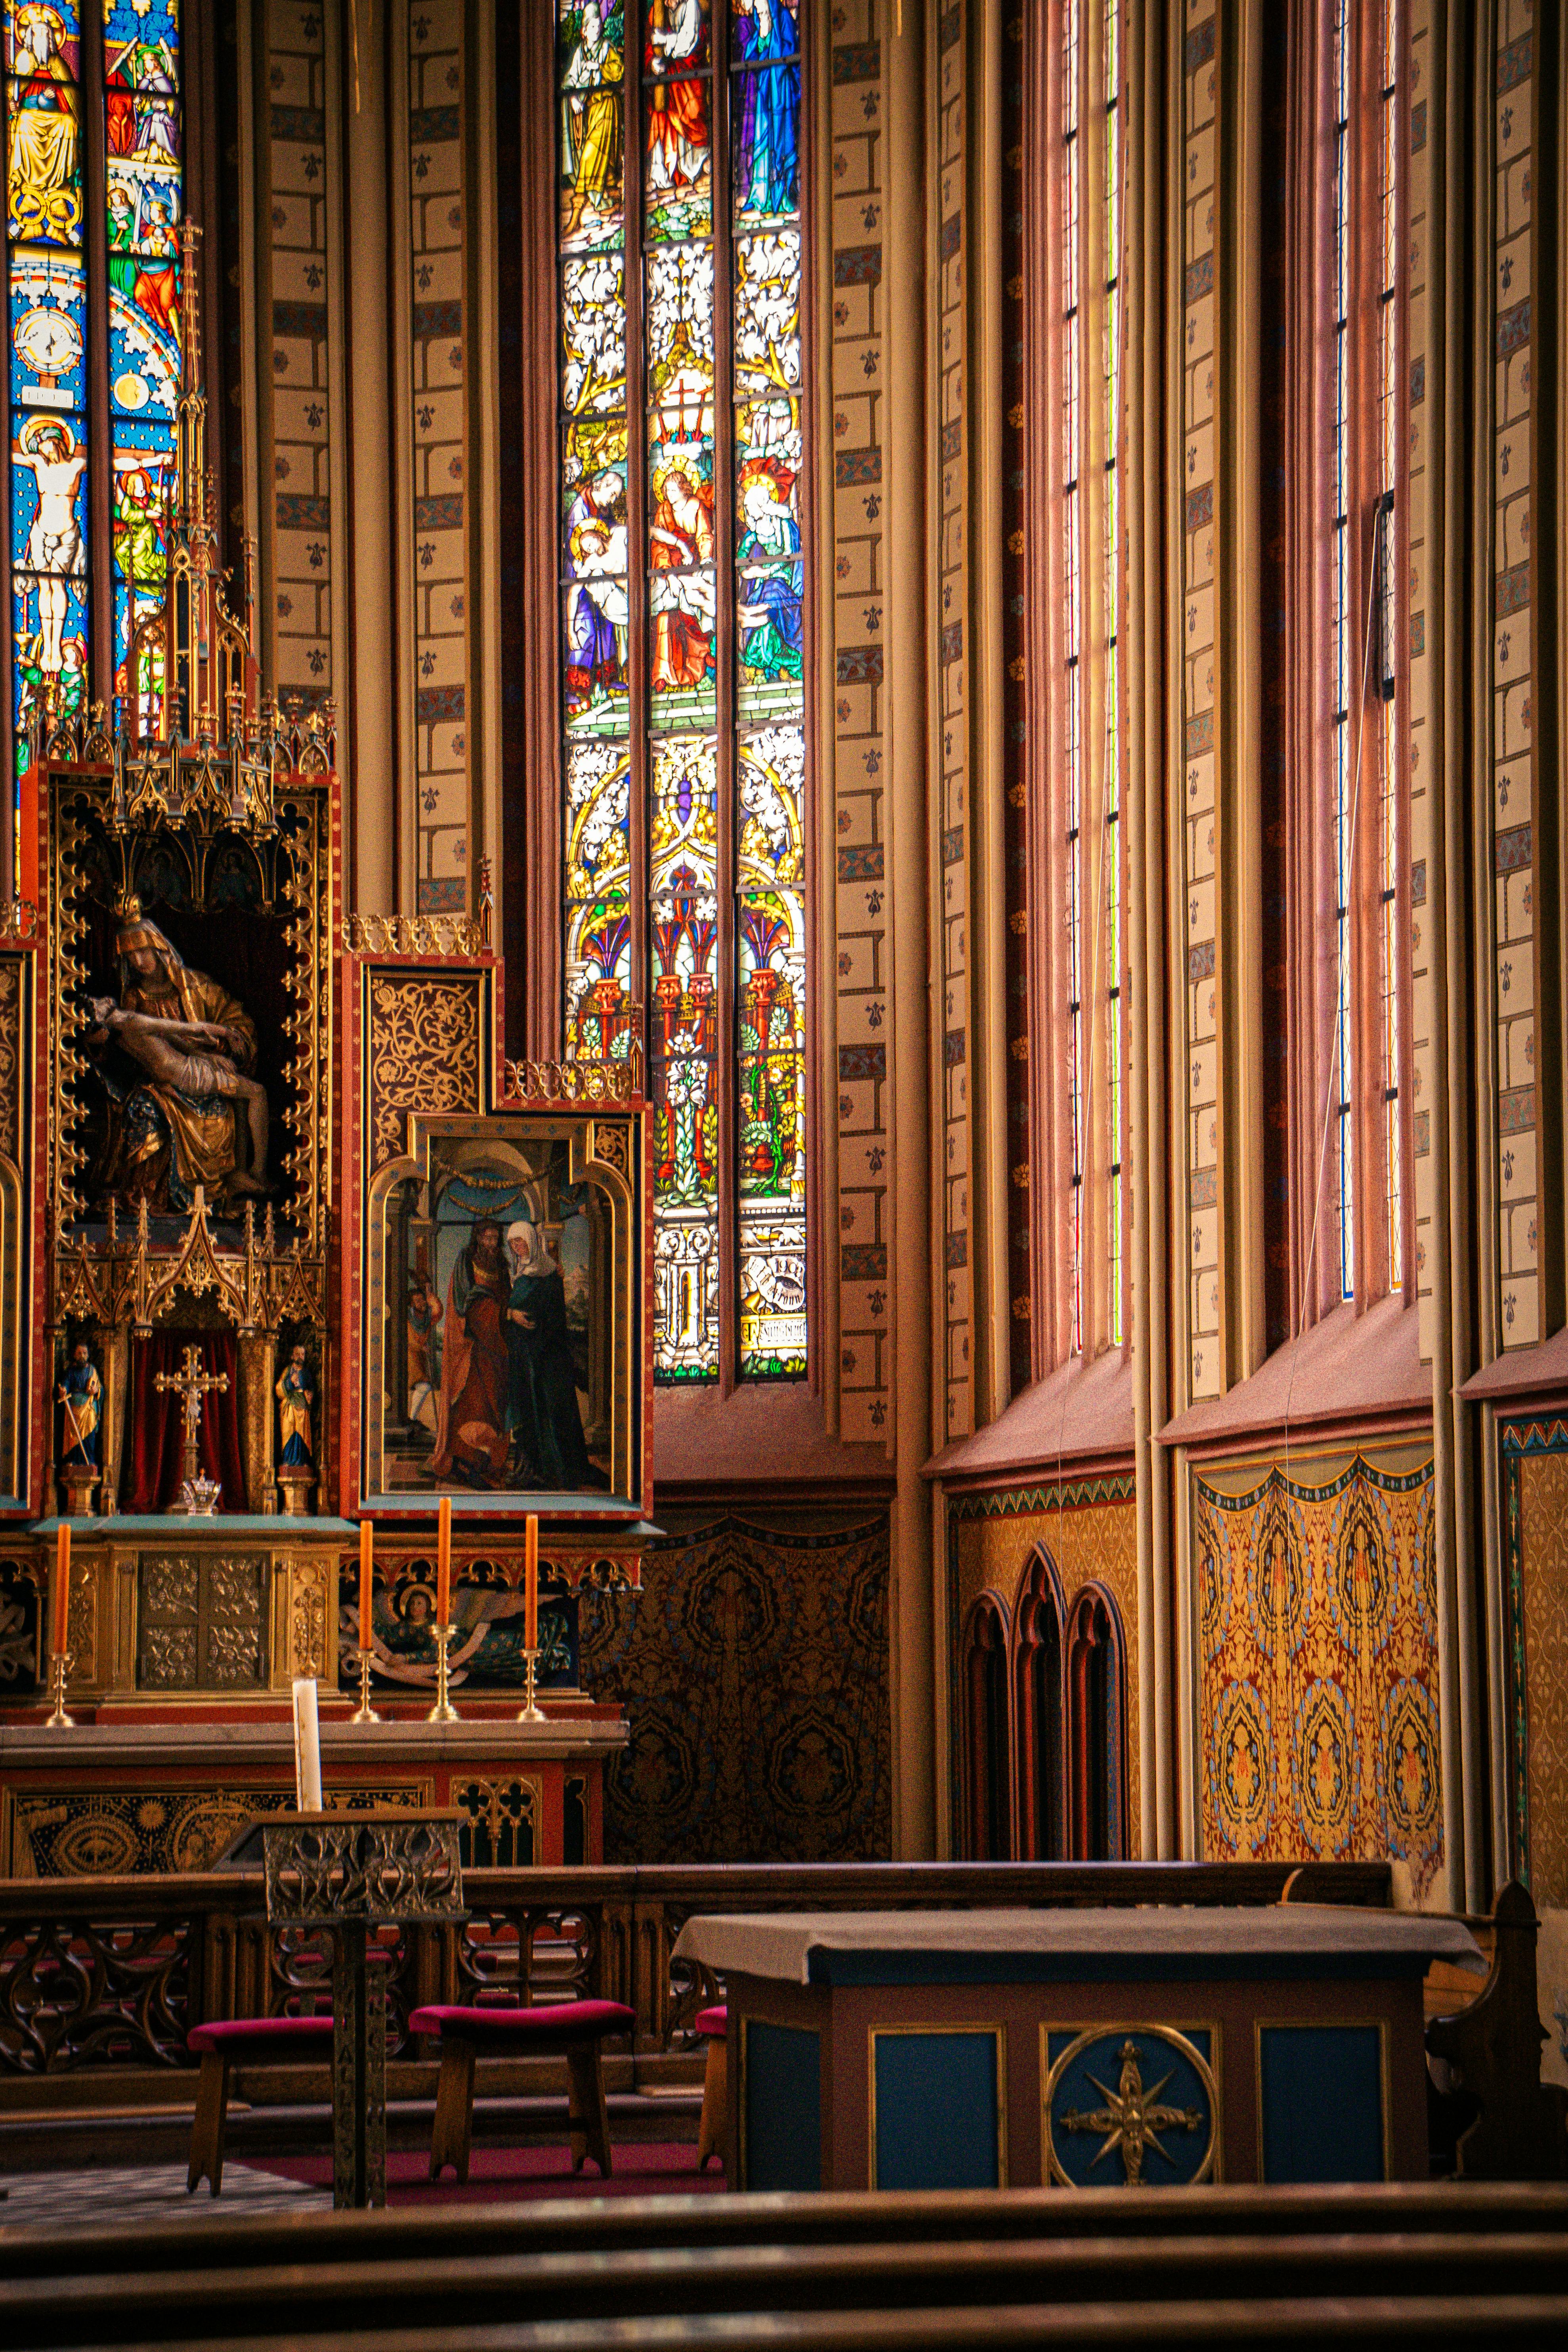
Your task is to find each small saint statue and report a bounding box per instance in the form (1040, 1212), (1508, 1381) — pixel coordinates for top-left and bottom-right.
(56, 1340), (102, 1516)
(275, 1344), (317, 1515)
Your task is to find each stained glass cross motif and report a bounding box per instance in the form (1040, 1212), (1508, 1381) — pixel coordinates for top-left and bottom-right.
(5, 0), (184, 852)
(557, 0), (805, 1383)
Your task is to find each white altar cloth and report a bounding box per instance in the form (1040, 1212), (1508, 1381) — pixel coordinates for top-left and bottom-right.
(671, 1904), (1485, 1985)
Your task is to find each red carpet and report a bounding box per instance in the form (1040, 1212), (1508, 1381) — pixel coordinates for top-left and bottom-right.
(255, 2142), (727, 2205)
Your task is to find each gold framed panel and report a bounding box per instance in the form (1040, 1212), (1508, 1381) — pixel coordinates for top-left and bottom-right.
(1252, 2015), (1391, 2184)
(363, 1109), (644, 1509)
(44, 771), (336, 1251)
(1040, 2020), (1222, 2187)
(867, 2021), (1010, 2191)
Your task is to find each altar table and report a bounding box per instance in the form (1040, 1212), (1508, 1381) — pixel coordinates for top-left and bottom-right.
(672, 1906), (1484, 2194)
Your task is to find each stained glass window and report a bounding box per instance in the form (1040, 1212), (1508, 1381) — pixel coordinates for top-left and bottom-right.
(556, 0), (805, 1384)
(5, 0), (183, 837)
(1322, 0), (1405, 1311)
(1055, 0), (1124, 1362)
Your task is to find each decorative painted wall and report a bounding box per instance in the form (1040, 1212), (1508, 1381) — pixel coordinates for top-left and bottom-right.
(580, 1511), (892, 1863)
(947, 1478), (1141, 1853)
(1501, 1418), (1568, 1907)
(1196, 1447), (1443, 1899)
(829, 6), (892, 1444)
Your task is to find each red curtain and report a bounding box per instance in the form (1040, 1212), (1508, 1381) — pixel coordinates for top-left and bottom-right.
(122, 1332), (248, 1514)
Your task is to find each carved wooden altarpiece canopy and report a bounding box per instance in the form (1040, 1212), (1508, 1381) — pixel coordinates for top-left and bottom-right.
(0, 248), (649, 1881)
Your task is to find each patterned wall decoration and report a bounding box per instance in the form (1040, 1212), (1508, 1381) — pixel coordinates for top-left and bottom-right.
(1196, 1448), (1443, 1899)
(936, 0), (973, 1442)
(1490, 6), (1538, 1348)
(4, 1782), (427, 1880)
(1501, 1419), (1568, 1907)
(267, 1), (336, 722)
(830, 6), (891, 1443)
(947, 1478), (1141, 1853)
(408, 0), (470, 914)
(365, 971), (482, 1171)
(1000, 21), (1030, 1393)
(579, 1512), (891, 1863)
(1182, 11), (1221, 1400)
(1406, 0), (1438, 1357)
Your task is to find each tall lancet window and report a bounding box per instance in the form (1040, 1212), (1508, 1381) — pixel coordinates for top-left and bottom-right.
(5, 1), (185, 831)
(556, 0), (806, 1386)
(1044, 0), (1125, 1367)
(1316, 0), (1406, 1314)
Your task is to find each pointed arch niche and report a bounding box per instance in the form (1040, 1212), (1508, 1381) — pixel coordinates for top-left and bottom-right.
(959, 1556), (1128, 1862)
(959, 1591), (1011, 1862)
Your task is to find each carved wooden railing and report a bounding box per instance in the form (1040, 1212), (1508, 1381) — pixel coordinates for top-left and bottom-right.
(0, 1860), (1389, 2090)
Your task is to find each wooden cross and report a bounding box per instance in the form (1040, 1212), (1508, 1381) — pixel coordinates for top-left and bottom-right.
(152, 1345), (229, 1502)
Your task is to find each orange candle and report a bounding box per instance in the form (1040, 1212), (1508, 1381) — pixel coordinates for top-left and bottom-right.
(359, 1517), (373, 1645)
(525, 1515), (539, 1652)
(436, 1494), (451, 1626)
(52, 1522), (70, 1657)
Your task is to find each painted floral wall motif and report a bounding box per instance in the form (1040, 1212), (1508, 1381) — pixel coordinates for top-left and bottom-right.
(580, 1511), (891, 1864)
(1502, 1420), (1568, 1909)
(1197, 1450), (1442, 1899)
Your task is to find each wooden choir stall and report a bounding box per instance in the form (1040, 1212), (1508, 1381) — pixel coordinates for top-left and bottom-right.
(0, 253), (653, 1884)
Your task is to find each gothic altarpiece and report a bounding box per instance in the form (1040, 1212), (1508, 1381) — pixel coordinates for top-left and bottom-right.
(0, 272), (651, 1880)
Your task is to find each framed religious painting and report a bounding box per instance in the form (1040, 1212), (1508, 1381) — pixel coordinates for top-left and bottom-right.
(363, 1109), (648, 1519)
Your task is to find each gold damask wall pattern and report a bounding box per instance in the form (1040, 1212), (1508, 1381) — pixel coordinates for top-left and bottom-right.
(1502, 1419), (1568, 1907)
(1196, 1450), (1442, 1898)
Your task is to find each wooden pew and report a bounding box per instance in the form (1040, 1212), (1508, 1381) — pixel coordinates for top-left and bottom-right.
(2, 2180), (1566, 2281)
(6, 2218), (1568, 2348)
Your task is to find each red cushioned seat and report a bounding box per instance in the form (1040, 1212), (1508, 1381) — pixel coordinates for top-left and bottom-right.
(694, 2005), (727, 2037)
(188, 2016), (336, 2057)
(408, 2000), (634, 2043)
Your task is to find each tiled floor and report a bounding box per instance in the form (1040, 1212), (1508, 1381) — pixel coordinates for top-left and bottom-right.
(0, 2161), (329, 2231)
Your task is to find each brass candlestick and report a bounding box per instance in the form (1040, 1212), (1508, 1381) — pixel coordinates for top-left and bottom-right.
(426, 1622), (458, 1724)
(517, 1647), (544, 1725)
(45, 1649), (75, 1730)
(351, 1647), (381, 1725)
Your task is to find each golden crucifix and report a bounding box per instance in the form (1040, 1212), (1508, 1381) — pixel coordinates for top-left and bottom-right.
(152, 1345), (229, 1515)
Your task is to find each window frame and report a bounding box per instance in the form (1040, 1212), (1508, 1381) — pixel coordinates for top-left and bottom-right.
(1293, 0), (1413, 1329)
(1026, 0), (1129, 1379)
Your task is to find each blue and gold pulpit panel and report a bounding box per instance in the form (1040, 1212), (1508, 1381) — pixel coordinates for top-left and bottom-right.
(1043, 2024), (1218, 2187)
(869, 2026), (1006, 2191)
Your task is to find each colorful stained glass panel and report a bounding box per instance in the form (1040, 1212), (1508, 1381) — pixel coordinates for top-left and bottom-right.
(6, 75), (82, 246)
(561, 252), (626, 418)
(10, 249), (84, 408)
(108, 278), (179, 416)
(6, 3), (81, 73)
(563, 575), (630, 733)
(11, 569), (86, 730)
(558, 2), (624, 256)
(732, 231), (799, 398)
(731, 65), (798, 224)
(103, 1), (178, 81)
(644, 75), (710, 242)
(644, 0), (710, 75)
